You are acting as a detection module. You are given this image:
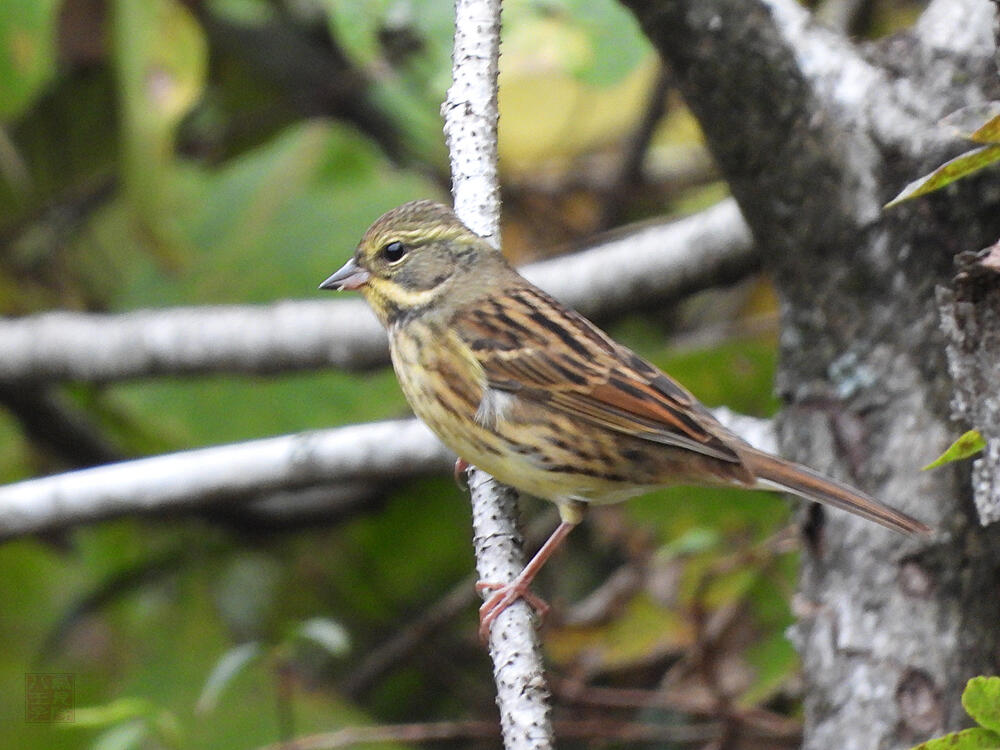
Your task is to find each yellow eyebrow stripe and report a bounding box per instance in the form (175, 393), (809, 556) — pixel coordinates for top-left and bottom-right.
(369, 225), (471, 249)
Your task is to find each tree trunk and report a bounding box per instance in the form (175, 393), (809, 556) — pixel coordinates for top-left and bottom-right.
(618, 0), (1000, 747)
(939, 244), (1000, 526)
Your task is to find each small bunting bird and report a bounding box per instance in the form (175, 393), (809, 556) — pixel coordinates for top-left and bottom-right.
(321, 200), (930, 638)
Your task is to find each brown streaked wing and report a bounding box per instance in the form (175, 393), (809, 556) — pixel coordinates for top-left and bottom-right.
(455, 284), (741, 463)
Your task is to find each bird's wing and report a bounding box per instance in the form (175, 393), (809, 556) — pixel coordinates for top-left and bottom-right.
(455, 284), (741, 463)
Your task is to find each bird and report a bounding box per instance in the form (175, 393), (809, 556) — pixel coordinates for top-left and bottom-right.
(320, 199), (931, 639)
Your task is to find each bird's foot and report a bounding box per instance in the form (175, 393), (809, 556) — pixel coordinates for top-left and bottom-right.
(453, 458), (470, 490)
(475, 580), (550, 641)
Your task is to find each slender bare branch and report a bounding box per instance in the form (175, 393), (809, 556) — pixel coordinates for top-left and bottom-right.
(0, 408), (774, 541)
(0, 384), (124, 466)
(444, 0), (555, 747)
(0, 199), (753, 386)
(598, 64), (673, 229)
(0, 419), (451, 540)
(0, 300), (385, 385)
(443, 0), (502, 243)
(253, 717), (727, 750)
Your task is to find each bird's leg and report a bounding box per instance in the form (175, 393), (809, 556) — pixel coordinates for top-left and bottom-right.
(476, 519), (577, 641)
(453, 457), (470, 490)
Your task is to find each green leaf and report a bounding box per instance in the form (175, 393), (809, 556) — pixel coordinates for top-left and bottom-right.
(292, 617), (351, 657)
(91, 720), (149, 750)
(501, 0), (650, 87)
(912, 727), (1000, 750)
(964, 676), (1000, 734)
(939, 103), (1000, 142)
(321, 0), (389, 69)
(657, 526), (721, 559)
(114, 0), (208, 136)
(0, 0), (60, 118)
(195, 641), (263, 714)
(319, 0), (451, 165)
(113, 0), (208, 259)
(742, 627), (798, 706)
(71, 697), (157, 728)
(923, 430), (986, 470)
(886, 145), (1000, 208)
(563, 0), (650, 86)
(206, 0), (274, 25)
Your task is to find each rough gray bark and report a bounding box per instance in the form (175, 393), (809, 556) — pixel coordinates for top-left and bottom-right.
(938, 245), (1000, 524)
(618, 0), (1000, 748)
(937, 2), (1000, 528)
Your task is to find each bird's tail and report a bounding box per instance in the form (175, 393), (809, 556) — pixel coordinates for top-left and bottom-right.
(741, 448), (932, 537)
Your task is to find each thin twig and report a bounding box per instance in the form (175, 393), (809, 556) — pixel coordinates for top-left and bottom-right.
(340, 573), (478, 698)
(253, 717), (728, 750)
(599, 63), (673, 229)
(0, 384), (124, 467)
(255, 720), (500, 750)
(341, 512), (557, 698)
(554, 681), (801, 738)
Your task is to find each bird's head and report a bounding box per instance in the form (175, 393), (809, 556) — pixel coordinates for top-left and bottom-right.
(320, 200), (500, 326)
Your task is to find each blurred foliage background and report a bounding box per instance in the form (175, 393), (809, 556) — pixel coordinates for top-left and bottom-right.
(0, 0), (924, 748)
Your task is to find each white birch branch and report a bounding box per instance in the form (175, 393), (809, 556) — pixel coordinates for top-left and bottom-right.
(0, 419), (452, 540)
(444, 0), (555, 747)
(0, 200), (753, 385)
(443, 0), (502, 244)
(914, 0), (997, 58)
(0, 409), (773, 541)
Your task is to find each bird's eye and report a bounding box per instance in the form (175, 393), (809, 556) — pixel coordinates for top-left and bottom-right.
(382, 241), (406, 263)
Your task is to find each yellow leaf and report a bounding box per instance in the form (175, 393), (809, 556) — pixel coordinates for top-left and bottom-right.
(970, 114), (1000, 144)
(885, 145), (1000, 208)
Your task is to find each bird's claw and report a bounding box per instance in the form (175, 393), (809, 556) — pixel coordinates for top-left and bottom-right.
(453, 458), (470, 490)
(475, 580), (550, 641)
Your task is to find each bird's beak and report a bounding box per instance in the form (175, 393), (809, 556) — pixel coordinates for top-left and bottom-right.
(319, 258), (371, 291)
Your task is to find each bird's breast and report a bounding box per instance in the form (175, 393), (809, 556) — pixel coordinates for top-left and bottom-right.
(386, 322), (738, 507)
(389, 322), (492, 449)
